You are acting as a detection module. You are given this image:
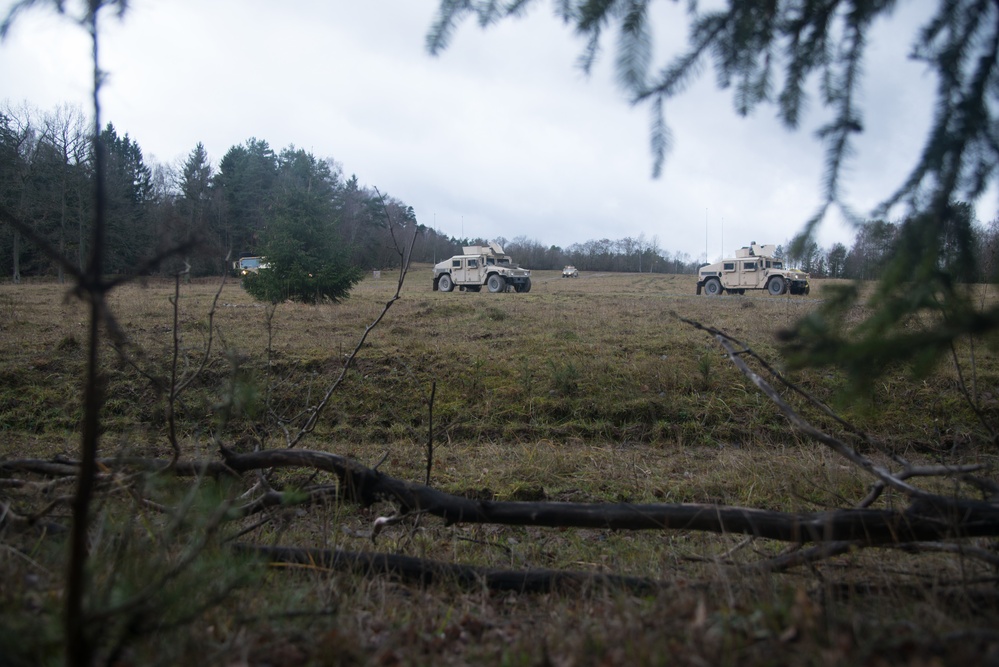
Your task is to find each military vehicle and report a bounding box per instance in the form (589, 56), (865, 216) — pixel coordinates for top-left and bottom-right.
(433, 243), (532, 293)
(562, 265), (579, 278)
(696, 242), (809, 296)
(233, 256), (269, 276)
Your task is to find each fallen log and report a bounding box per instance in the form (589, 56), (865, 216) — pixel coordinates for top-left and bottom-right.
(219, 448), (999, 546)
(9, 450), (997, 546)
(234, 543), (663, 594)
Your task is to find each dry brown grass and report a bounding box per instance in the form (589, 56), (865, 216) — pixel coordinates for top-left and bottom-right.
(1, 270), (998, 665)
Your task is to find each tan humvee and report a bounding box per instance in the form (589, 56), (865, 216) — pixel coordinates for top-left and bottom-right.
(696, 243), (809, 296)
(433, 242), (532, 293)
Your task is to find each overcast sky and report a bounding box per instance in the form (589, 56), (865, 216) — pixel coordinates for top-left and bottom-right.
(0, 0), (956, 262)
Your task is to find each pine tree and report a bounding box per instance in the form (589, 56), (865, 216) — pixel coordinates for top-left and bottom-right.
(241, 148), (361, 304)
(215, 138), (277, 258)
(176, 142), (217, 275)
(99, 123), (154, 273)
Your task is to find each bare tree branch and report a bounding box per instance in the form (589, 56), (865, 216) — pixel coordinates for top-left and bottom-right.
(857, 464), (987, 508)
(215, 448), (999, 545)
(680, 317), (934, 499)
(11, 449), (999, 546)
(234, 543), (663, 595)
(284, 195), (419, 447)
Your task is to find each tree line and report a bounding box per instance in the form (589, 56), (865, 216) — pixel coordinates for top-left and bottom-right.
(782, 202), (999, 282)
(465, 205), (999, 282)
(4, 102), (998, 288)
(0, 102), (433, 289)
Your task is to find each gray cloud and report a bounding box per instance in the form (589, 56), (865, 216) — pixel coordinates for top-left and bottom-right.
(0, 0), (948, 261)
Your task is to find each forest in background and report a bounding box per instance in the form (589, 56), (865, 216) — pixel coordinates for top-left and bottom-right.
(3, 101), (998, 284)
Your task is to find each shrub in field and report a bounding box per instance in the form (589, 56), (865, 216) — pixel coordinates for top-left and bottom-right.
(241, 147), (362, 305)
(549, 359), (580, 397)
(242, 255), (361, 305)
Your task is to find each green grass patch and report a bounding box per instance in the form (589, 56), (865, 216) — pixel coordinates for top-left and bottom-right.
(1, 274), (998, 664)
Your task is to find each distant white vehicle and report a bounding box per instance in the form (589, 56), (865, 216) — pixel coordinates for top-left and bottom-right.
(696, 242), (809, 296)
(234, 256), (269, 276)
(562, 265), (579, 278)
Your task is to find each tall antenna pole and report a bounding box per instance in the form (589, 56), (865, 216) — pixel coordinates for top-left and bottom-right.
(704, 208), (708, 263)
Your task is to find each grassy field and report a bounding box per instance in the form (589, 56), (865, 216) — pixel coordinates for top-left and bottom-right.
(1, 268), (998, 665)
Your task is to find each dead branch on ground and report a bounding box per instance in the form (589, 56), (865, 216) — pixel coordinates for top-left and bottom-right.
(8, 448), (999, 547)
(234, 543), (663, 595)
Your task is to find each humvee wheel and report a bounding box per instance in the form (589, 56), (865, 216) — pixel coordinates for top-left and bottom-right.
(487, 274), (506, 293)
(767, 276), (787, 296)
(704, 278), (722, 296)
(438, 274), (454, 292)
(517, 278), (532, 293)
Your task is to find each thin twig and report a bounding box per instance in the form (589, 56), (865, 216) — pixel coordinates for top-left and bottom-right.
(426, 380), (437, 487)
(708, 331), (931, 499)
(949, 341), (998, 443)
(286, 194), (418, 447)
(751, 541), (856, 572)
(857, 463), (987, 508)
(678, 315), (881, 450)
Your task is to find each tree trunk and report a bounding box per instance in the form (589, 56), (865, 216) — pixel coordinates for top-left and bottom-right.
(12, 230), (20, 284)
